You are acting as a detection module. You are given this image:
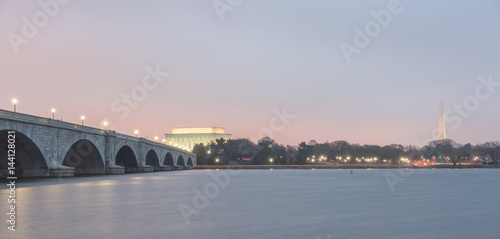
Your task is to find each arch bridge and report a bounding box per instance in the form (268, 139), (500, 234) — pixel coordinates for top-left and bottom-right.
(0, 109), (196, 177)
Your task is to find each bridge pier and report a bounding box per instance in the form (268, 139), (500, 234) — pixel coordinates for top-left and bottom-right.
(50, 165), (74, 178)
(160, 166), (172, 171)
(141, 165), (154, 173)
(107, 165), (125, 174)
(174, 165), (184, 170)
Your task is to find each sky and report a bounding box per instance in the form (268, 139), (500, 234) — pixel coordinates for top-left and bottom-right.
(1, 0), (499, 147)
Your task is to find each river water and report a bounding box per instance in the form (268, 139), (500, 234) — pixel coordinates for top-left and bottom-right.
(1, 169), (499, 239)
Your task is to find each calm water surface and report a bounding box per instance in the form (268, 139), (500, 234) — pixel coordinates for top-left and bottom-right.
(1, 169), (499, 239)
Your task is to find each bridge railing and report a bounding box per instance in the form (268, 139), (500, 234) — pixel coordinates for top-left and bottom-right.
(0, 109), (195, 156)
(0, 109), (105, 135)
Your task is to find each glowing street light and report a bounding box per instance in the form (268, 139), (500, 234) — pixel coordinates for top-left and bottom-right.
(134, 130), (139, 137)
(215, 158), (219, 163)
(12, 99), (17, 112)
(103, 121), (108, 130)
(154, 136), (159, 141)
(270, 158), (274, 164)
(207, 150), (211, 154)
(51, 108), (56, 119)
(162, 139), (166, 143)
(81, 115), (85, 125)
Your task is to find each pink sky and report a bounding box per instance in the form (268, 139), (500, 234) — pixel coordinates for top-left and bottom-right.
(1, 1), (500, 146)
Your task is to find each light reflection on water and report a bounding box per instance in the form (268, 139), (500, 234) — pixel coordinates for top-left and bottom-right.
(1, 169), (499, 239)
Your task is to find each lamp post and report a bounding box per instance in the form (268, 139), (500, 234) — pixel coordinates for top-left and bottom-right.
(12, 99), (17, 112)
(81, 116), (85, 125)
(134, 130), (139, 137)
(270, 158), (274, 164)
(51, 108), (56, 119)
(154, 136), (158, 141)
(103, 121), (108, 130)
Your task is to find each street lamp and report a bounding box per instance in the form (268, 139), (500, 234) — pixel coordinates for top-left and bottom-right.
(103, 121), (108, 130)
(154, 136), (159, 141)
(81, 115), (85, 125)
(162, 139), (166, 143)
(270, 158), (274, 164)
(134, 130), (139, 137)
(12, 99), (17, 112)
(215, 158), (219, 163)
(51, 108), (56, 119)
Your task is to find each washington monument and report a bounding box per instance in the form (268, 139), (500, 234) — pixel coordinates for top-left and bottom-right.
(439, 99), (446, 140)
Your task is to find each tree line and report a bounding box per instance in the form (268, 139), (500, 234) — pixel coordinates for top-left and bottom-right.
(193, 137), (500, 165)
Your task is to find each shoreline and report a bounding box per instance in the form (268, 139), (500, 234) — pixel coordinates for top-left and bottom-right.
(194, 164), (500, 170)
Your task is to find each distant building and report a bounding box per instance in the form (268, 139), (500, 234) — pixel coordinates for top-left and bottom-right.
(165, 127), (231, 151)
(439, 99), (446, 140)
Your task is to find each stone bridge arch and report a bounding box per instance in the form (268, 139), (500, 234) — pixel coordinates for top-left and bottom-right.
(115, 144), (139, 173)
(145, 149), (160, 171)
(177, 155), (185, 167)
(164, 152), (175, 167)
(0, 130), (49, 177)
(62, 139), (105, 175)
(58, 134), (105, 166)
